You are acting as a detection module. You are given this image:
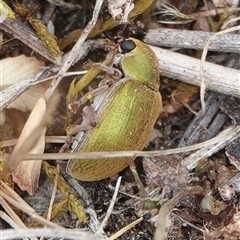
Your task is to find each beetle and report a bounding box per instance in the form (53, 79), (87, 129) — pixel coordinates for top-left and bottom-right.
(66, 38), (162, 181)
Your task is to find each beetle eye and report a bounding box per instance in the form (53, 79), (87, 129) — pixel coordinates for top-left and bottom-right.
(120, 39), (136, 54)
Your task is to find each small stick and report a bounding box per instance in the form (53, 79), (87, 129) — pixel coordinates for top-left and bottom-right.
(154, 186), (203, 240)
(0, 228), (105, 240)
(44, 0), (104, 101)
(145, 28), (240, 53)
(149, 45), (240, 98)
(1, 19), (61, 65)
(172, 213), (204, 233)
(96, 176), (122, 235)
(181, 126), (240, 170)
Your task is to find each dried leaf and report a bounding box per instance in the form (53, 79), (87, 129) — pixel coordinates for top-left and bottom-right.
(1, 55), (48, 111)
(11, 96), (47, 195)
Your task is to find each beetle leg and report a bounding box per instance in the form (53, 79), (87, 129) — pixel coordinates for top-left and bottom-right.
(68, 59), (123, 114)
(61, 106), (96, 153)
(129, 163), (148, 198)
(67, 106), (97, 135)
(69, 78), (115, 114)
(84, 59), (122, 80)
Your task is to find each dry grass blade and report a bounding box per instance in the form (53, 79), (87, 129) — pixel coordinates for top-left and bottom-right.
(199, 25), (240, 115)
(1, 93), (59, 198)
(108, 217), (143, 240)
(0, 180), (62, 229)
(221, 16), (240, 29)
(0, 196), (28, 229)
(0, 210), (18, 229)
(1, 121), (46, 178)
(158, 3), (195, 20)
(0, 198), (38, 240)
(46, 164), (60, 221)
(0, 136), (67, 148)
(0, 124), (237, 161)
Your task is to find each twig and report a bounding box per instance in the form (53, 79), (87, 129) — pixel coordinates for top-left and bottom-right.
(0, 71), (47, 111)
(96, 177), (122, 235)
(172, 212), (204, 233)
(0, 63), (89, 111)
(145, 28), (240, 53)
(154, 186), (203, 240)
(1, 19), (61, 65)
(178, 92), (227, 147)
(0, 228), (105, 240)
(181, 125), (240, 170)
(1, 36), (238, 112)
(149, 45), (240, 98)
(44, 0), (104, 101)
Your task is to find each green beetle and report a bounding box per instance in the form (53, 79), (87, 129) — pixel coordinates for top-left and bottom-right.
(67, 38), (162, 181)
